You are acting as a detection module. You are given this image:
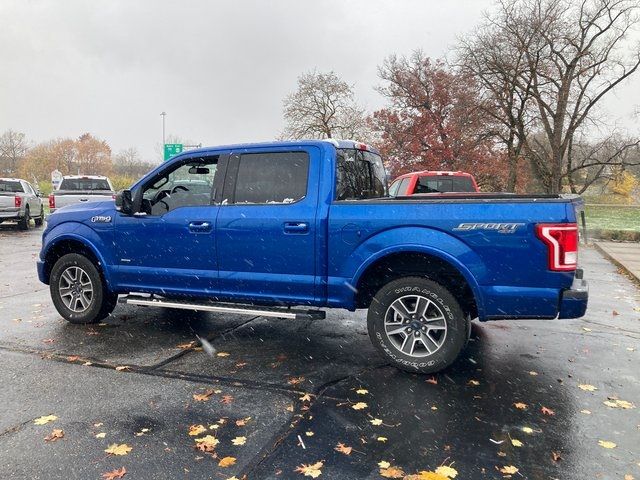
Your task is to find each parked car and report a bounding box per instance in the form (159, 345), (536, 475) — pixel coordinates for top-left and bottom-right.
(389, 170), (479, 196)
(0, 177), (45, 230)
(37, 140), (588, 374)
(49, 175), (115, 213)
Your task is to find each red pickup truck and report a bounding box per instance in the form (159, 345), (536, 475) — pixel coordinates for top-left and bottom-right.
(389, 171), (479, 196)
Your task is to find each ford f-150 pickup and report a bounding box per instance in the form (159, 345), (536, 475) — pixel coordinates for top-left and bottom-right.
(49, 175), (115, 213)
(37, 140), (588, 373)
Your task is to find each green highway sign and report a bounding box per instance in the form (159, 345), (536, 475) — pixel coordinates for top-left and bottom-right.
(164, 143), (183, 161)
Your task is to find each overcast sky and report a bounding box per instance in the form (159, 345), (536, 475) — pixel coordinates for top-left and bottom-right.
(1, 0), (639, 162)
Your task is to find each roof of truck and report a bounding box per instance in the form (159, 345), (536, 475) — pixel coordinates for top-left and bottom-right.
(62, 175), (109, 179)
(180, 139), (380, 156)
(0, 177), (25, 182)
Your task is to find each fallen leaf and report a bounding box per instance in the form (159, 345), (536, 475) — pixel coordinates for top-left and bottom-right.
(426, 376), (438, 385)
(578, 384), (598, 391)
(235, 417), (251, 426)
(45, 429), (64, 442)
(370, 418), (383, 426)
(603, 399), (635, 409)
(624, 475), (634, 480)
(216, 352), (230, 357)
(218, 456), (236, 468)
(42, 338), (55, 344)
(83, 362), (93, 366)
(102, 467), (127, 480)
(379, 465), (404, 478)
(334, 443), (352, 455)
(468, 379), (480, 386)
(176, 341), (195, 349)
(499, 465), (519, 474)
(105, 444), (132, 456)
(114, 366), (130, 372)
(66, 355), (80, 362)
(528, 371), (538, 376)
(410, 472), (448, 480)
(582, 327), (592, 332)
(288, 376), (305, 385)
(305, 431), (314, 437)
(221, 395), (234, 405)
(193, 389), (216, 402)
(612, 310), (619, 316)
(521, 426), (534, 434)
(295, 461), (323, 478)
(351, 402), (367, 410)
(378, 461), (391, 469)
(194, 435), (219, 452)
(541, 406), (555, 416)
(510, 438), (523, 447)
(135, 428), (150, 437)
(377, 436), (388, 442)
(551, 451), (562, 462)
(34, 415), (57, 425)
(188, 425), (207, 436)
(435, 465), (458, 478)
(95, 432), (107, 438)
(232, 436), (246, 446)
(580, 409), (591, 415)
(514, 402), (527, 410)
(598, 440), (617, 449)
(356, 388), (368, 395)
(299, 393), (312, 402)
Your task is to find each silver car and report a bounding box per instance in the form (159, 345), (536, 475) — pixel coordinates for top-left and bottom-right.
(0, 178), (45, 230)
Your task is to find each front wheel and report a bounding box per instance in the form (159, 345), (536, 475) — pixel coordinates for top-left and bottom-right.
(50, 253), (118, 324)
(367, 276), (468, 374)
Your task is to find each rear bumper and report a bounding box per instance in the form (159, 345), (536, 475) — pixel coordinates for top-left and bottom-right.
(0, 209), (22, 220)
(558, 270), (588, 319)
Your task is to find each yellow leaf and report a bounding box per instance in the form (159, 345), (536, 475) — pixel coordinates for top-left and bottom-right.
(334, 443), (352, 455)
(299, 393), (312, 402)
(378, 461), (391, 469)
(499, 465), (519, 474)
(528, 371), (538, 376)
(188, 424), (207, 436)
(624, 475), (634, 480)
(370, 418), (383, 426)
(603, 399), (635, 409)
(104, 443), (132, 456)
(582, 327), (592, 332)
(511, 439), (523, 447)
(598, 440), (617, 449)
(578, 384), (598, 391)
(356, 388), (368, 395)
(295, 461), (323, 478)
(513, 402), (527, 410)
(95, 432), (106, 438)
(217, 352), (230, 357)
(377, 436), (388, 442)
(218, 456), (236, 468)
(379, 466), (404, 478)
(194, 435), (219, 452)
(411, 472), (448, 480)
(34, 415), (57, 425)
(114, 366), (130, 371)
(305, 431), (314, 437)
(231, 436), (246, 446)
(468, 379), (480, 386)
(521, 426), (534, 434)
(435, 465), (458, 478)
(351, 402), (367, 410)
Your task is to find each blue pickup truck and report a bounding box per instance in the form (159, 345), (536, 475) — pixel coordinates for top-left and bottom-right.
(37, 139), (588, 373)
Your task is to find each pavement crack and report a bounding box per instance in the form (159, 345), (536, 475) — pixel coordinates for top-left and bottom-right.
(0, 418), (35, 439)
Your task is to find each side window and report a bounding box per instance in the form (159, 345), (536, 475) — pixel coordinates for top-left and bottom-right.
(233, 152), (309, 204)
(141, 156), (218, 216)
(388, 179), (401, 196)
(22, 182), (34, 195)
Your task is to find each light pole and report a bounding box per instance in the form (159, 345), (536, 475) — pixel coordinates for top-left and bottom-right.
(160, 111), (166, 147)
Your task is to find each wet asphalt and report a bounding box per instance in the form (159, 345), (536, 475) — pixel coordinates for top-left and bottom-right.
(0, 223), (639, 480)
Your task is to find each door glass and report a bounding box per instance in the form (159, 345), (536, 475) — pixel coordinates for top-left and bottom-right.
(141, 157), (218, 215)
(233, 152), (309, 204)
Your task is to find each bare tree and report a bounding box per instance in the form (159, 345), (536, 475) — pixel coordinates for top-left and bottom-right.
(114, 147), (155, 178)
(0, 130), (29, 176)
(461, 0), (640, 193)
(282, 71), (370, 140)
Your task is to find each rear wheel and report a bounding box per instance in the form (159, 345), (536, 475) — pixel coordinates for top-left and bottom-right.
(50, 253), (118, 324)
(367, 276), (468, 374)
(34, 206), (44, 227)
(18, 206), (30, 230)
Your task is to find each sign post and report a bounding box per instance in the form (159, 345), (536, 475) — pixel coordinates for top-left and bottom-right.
(163, 143), (183, 161)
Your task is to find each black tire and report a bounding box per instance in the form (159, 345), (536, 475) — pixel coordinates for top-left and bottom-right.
(18, 206), (30, 230)
(34, 206), (45, 227)
(367, 276), (468, 374)
(50, 253), (118, 324)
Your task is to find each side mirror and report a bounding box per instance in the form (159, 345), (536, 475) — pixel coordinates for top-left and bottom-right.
(115, 190), (134, 215)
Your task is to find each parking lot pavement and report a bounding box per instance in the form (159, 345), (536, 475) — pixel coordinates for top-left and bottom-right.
(1, 227), (639, 479)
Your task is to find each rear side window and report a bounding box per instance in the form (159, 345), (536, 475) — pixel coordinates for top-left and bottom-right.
(60, 178), (111, 191)
(233, 152), (309, 204)
(335, 149), (387, 200)
(0, 180), (24, 192)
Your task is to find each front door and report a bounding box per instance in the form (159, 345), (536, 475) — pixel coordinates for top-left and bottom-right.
(216, 148), (319, 304)
(114, 155), (222, 296)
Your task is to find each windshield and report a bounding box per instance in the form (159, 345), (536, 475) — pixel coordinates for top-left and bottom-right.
(0, 180), (24, 193)
(59, 178), (111, 191)
(415, 176), (475, 193)
(335, 148), (387, 200)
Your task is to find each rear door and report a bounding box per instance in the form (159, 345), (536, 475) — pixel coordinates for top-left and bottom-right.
(215, 147), (320, 304)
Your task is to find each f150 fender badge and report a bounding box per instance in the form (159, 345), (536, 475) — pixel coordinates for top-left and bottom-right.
(91, 215), (112, 223)
(454, 222), (525, 233)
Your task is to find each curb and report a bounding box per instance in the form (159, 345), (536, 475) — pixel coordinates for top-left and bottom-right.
(594, 242), (640, 284)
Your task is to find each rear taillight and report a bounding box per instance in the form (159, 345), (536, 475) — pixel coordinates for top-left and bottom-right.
(14, 196), (22, 208)
(536, 223), (578, 271)
(49, 194), (55, 209)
